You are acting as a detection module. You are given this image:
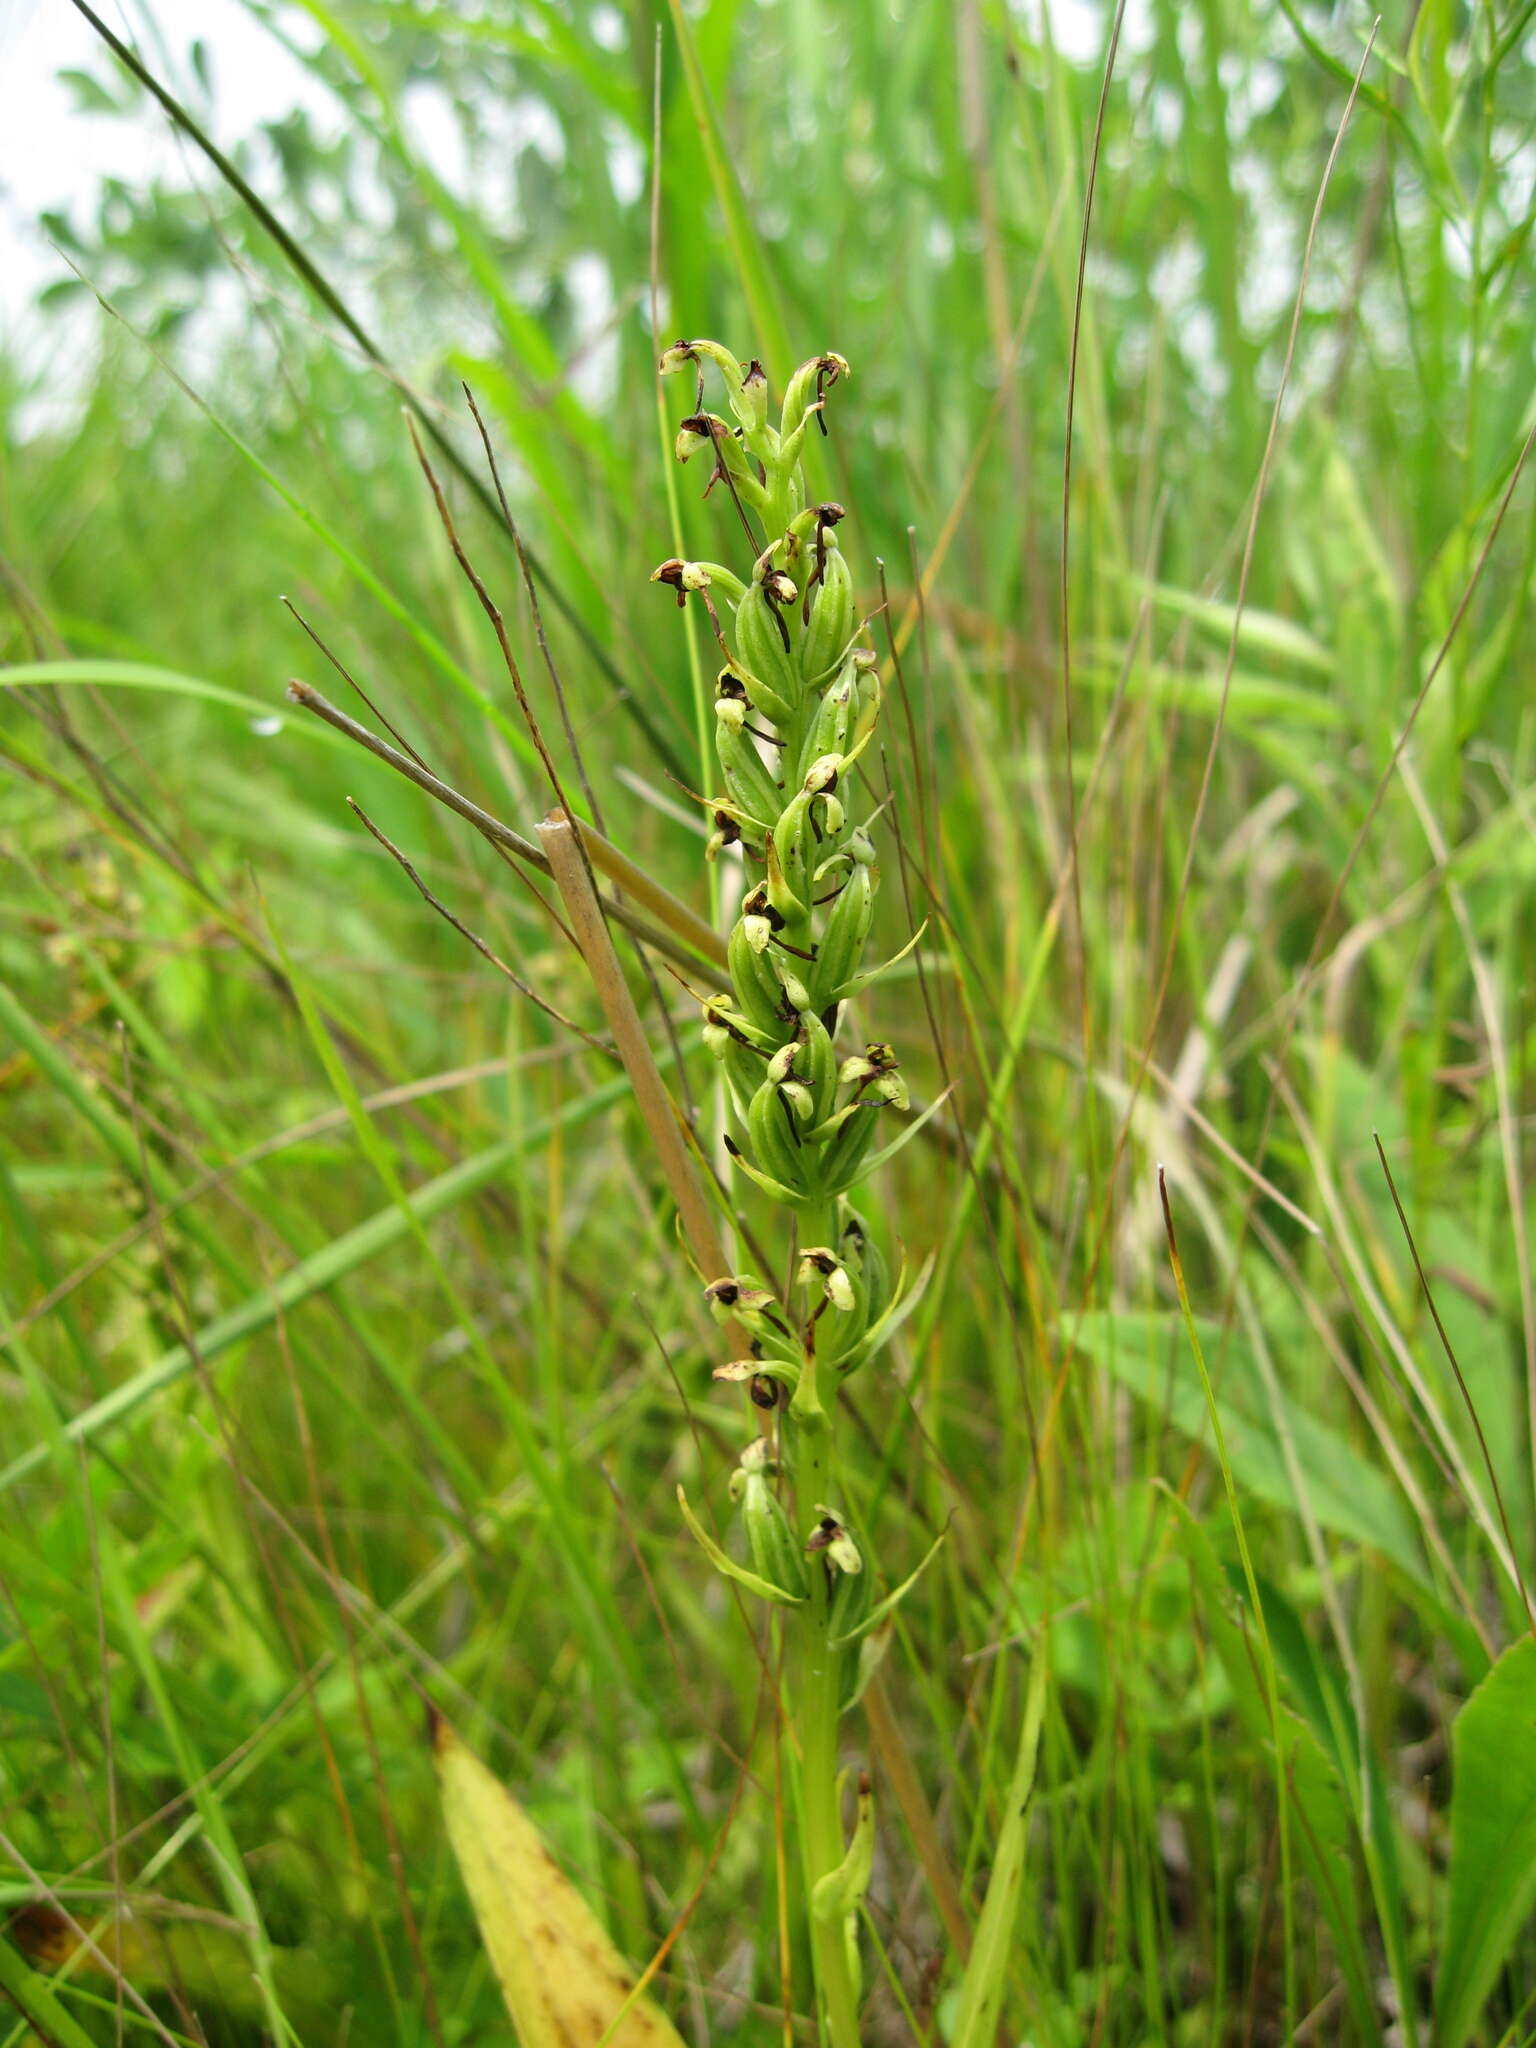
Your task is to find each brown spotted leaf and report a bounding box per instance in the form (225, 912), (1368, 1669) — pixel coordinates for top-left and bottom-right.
(431, 1708), (687, 2048)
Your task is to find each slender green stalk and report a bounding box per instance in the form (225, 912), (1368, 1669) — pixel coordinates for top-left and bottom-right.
(798, 1568), (862, 2048)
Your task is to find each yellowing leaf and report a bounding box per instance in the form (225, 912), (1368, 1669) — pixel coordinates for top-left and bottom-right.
(431, 1709), (687, 2048)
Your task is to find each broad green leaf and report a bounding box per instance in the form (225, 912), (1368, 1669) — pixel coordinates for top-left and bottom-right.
(1136, 580), (1336, 676)
(1434, 1635), (1536, 2048)
(432, 1713), (687, 2048)
(1070, 1312), (1426, 1583)
(0, 657), (350, 747)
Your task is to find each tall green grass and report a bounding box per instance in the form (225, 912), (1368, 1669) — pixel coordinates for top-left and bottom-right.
(2, 0), (1534, 2042)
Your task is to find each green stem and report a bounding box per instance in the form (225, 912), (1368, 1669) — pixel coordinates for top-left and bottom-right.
(792, 1338), (863, 2047)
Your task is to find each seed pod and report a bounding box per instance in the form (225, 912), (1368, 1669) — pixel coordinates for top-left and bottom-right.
(847, 1219), (890, 1339)
(809, 861), (874, 1011)
(772, 788), (817, 911)
(748, 1076), (809, 1194)
(760, 837), (807, 930)
(800, 541), (857, 687)
(715, 696), (785, 827)
(734, 579), (801, 713)
(735, 358), (769, 437)
(720, 1033), (769, 1116)
(741, 1470), (809, 1601)
(730, 918), (789, 1036)
(815, 1100), (880, 1198)
(796, 659), (859, 785)
(798, 1008), (839, 1124)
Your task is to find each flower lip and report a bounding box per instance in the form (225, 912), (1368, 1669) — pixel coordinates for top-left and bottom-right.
(742, 882), (786, 931)
(650, 557), (711, 605)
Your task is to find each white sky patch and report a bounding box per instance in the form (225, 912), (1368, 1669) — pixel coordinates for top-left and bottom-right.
(1, 0), (337, 349)
(605, 123), (645, 208)
(589, 5), (626, 54)
(564, 250), (616, 409)
(1022, 0), (1157, 66)
(400, 78), (471, 198)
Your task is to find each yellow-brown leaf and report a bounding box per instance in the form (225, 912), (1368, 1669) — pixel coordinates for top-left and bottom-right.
(431, 1708), (687, 2048)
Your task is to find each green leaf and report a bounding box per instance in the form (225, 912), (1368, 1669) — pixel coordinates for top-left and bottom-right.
(0, 657), (352, 748)
(1434, 1635), (1536, 2048)
(675, 1486), (805, 1607)
(1167, 1502), (1381, 2043)
(829, 1524), (946, 1648)
(947, 1649), (1048, 2048)
(0, 1934), (103, 2048)
(1069, 1312), (1426, 1584)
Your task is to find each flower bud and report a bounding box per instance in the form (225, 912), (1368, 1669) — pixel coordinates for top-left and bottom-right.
(766, 1041), (799, 1085)
(807, 1507), (862, 1577)
(674, 417), (711, 463)
(798, 1248), (856, 1313)
(779, 968), (812, 1013)
(736, 358), (768, 436)
(650, 557), (713, 608)
(741, 1468), (809, 1601)
(703, 1276), (779, 1324)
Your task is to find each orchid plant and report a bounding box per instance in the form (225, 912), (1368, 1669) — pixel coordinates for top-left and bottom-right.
(653, 340), (941, 2047)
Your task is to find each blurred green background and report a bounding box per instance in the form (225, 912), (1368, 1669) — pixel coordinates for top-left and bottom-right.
(2, 0), (1535, 2041)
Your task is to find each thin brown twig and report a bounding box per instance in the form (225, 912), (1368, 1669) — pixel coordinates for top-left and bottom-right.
(461, 382), (606, 834)
(403, 413), (589, 882)
(285, 678), (726, 974)
(281, 595), (433, 771)
(450, 385), (698, 1119)
(536, 810), (730, 1282)
(346, 800), (618, 1061)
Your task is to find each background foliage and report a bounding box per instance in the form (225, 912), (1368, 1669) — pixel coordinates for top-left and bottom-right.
(3, 0), (1535, 2041)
